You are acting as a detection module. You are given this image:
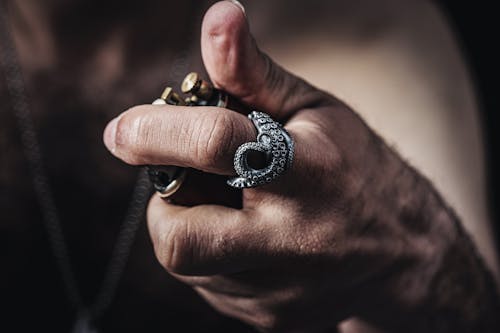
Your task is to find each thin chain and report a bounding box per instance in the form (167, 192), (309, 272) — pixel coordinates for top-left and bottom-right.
(0, 1), (199, 322)
(90, 41), (195, 322)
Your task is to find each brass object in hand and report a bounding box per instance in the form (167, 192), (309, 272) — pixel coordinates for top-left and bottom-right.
(147, 72), (228, 198)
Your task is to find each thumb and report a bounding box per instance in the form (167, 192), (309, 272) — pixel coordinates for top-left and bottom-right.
(201, 1), (329, 119)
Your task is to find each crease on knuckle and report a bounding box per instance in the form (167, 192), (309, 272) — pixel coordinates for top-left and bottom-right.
(261, 54), (282, 98)
(261, 54), (289, 113)
(155, 221), (185, 272)
(156, 219), (197, 274)
(260, 53), (325, 116)
(197, 111), (235, 172)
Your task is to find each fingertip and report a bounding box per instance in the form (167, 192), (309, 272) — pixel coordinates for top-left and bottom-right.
(148, 193), (186, 218)
(147, 193), (188, 238)
(227, 0), (246, 16)
(201, 1), (253, 90)
(103, 116), (119, 153)
(200, 1), (325, 119)
(147, 194), (166, 228)
(203, 1), (247, 37)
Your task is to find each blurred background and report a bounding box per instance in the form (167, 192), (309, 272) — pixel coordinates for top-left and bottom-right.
(439, 1), (500, 252)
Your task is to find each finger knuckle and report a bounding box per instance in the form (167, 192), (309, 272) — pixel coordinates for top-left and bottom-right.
(254, 313), (283, 332)
(196, 111), (235, 170)
(263, 53), (284, 96)
(155, 221), (197, 274)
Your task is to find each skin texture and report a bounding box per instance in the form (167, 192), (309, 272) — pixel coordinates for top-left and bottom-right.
(1, 0), (498, 331)
(251, 0), (500, 285)
(103, 2), (499, 332)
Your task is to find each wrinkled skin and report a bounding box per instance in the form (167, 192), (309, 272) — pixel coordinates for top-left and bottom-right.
(104, 2), (499, 332)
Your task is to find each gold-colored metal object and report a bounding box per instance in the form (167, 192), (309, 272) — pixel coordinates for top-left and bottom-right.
(147, 72), (229, 198)
(181, 71), (228, 107)
(181, 72), (214, 100)
(161, 87), (186, 105)
(148, 166), (187, 198)
(153, 87), (186, 106)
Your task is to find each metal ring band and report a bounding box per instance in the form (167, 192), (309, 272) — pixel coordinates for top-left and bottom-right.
(227, 111), (294, 188)
(147, 166), (187, 198)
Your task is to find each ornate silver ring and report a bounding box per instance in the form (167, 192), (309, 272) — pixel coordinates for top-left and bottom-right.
(227, 111), (294, 188)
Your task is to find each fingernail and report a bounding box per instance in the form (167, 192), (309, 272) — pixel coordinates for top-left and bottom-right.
(103, 116), (119, 152)
(227, 0), (246, 16)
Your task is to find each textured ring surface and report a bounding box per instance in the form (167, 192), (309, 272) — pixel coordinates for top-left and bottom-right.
(227, 111), (294, 188)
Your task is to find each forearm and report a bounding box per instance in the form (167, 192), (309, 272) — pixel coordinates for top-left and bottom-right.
(360, 144), (500, 332)
(423, 215), (500, 333)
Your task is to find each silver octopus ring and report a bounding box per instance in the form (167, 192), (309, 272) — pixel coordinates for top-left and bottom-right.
(227, 111), (294, 188)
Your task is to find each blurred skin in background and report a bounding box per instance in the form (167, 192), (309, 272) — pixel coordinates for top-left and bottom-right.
(1, 0), (498, 332)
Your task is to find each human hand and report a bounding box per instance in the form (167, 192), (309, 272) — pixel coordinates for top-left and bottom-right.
(103, 1), (499, 332)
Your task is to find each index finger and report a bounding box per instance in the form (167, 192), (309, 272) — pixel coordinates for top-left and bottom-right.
(103, 104), (255, 175)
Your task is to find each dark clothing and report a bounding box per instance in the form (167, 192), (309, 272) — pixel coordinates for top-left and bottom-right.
(0, 2), (253, 331)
